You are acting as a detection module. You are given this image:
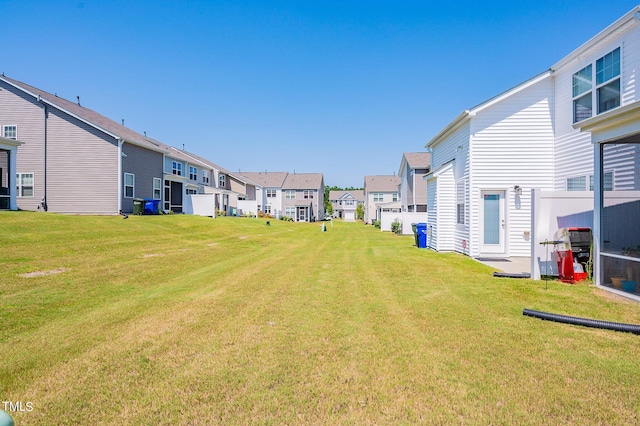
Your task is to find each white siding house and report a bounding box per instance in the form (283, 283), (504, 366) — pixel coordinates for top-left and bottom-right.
(426, 72), (555, 257)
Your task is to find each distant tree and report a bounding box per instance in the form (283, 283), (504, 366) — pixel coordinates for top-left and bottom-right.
(355, 203), (364, 221)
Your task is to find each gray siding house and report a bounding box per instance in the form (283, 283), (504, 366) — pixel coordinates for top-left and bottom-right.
(363, 175), (401, 224)
(398, 152), (431, 212)
(0, 75), (168, 214)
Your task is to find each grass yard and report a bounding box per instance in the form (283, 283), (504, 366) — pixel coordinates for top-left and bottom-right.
(1, 212), (640, 425)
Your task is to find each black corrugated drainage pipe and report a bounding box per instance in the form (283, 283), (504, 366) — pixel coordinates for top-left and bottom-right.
(493, 272), (531, 278)
(523, 309), (640, 335)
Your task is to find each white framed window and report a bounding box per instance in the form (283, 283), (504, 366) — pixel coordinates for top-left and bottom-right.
(303, 190), (313, 199)
(172, 161), (182, 176)
(189, 166), (197, 180)
(373, 193), (383, 202)
(267, 189), (277, 198)
(568, 172), (614, 192)
(186, 188), (197, 195)
(345, 199), (354, 206)
(124, 173), (134, 198)
(219, 174), (226, 188)
(285, 206), (295, 217)
(285, 190), (295, 199)
(2, 125), (17, 140)
(265, 205), (272, 214)
(153, 178), (162, 200)
(596, 47), (620, 114)
(392, 193), (398, 202)
(202, 170), (209, 184)
(16, 173), (34, 197)
(456, 180), (465, 225)
(572, 47), (621, 123)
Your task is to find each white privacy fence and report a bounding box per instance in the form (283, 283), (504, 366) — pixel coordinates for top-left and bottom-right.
(379, 211), (429, 235)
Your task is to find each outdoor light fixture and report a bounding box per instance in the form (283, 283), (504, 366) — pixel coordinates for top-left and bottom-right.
(514, 185), (522, 195)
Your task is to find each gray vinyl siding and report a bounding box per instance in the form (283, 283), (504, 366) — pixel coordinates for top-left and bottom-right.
(0, 80), (46, 210)
(46, 108), (119, 213)
(122, 142), (163, 213)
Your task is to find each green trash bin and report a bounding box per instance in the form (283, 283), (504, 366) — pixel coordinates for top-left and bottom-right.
(411, 223), (418, 247)
(132, 198), (144, 215)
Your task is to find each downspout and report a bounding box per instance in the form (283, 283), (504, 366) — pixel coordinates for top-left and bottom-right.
(118, 138), (124, 213)
(39, 97), (48, 211)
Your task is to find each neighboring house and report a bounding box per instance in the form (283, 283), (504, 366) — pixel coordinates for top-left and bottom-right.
(425, 70), (555, 256)
(398, 152), (431, 212)
(363, 175), (401, 224)
(329, 190), (364, 221)
(0, 75), (169, 214)
(281, 173), (325, 222)
(424, 5), (640, 295)
(240, 171), (325, 221)
(0, 136), (24, 210)
(240, 171), (288, 218)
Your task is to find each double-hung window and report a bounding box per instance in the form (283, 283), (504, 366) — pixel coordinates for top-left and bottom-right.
(303, 190), (313, 199)
(124, 173), (134, 198)
(285, 206), (295, 217)
(16, 173), (34, 197)
(189, 166), (197, 181)
(202, 170), (209, 184)
(572, 47), (621, 123)
(172, 161), (182, 176)
(596, 47), (620, 114)
(456, 180), (465, 225)
(218, 174), (226, 188)
(285, 190), (295, 199)
(266, 189), (276, 198)
(153, 178), (162, 200)
(373, 193), (383, 202)
(392, 193), (398, 202)
(3, 125), (17, 140)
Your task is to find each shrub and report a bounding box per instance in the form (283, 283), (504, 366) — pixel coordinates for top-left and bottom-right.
(391, 220), (402, 235)
(373, 220), (381, 229)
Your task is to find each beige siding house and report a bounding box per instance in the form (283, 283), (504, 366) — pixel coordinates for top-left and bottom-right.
(0, 75), (168, 214)
(398, 152), (431, 213)
(329, 190), (364, 221)
(282, 173), (325, 222)
(363, 175), (401, 224)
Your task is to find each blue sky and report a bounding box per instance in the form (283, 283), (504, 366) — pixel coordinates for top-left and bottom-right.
(2, 1), (638, 187)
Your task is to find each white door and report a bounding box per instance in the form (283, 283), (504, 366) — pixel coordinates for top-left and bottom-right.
(480, 190), (506, 255)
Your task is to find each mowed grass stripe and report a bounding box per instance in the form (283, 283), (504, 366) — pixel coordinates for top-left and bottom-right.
(1, 213), (640, 424)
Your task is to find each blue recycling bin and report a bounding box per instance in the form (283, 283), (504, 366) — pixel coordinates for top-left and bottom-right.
(143, 198), (160, 214)
(416, 223), (428, 248)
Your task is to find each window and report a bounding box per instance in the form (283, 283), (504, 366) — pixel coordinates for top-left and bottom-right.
(16, 173), (34, 197)
(124, 173), (134, 198)
(572, 47), (621, 123)
(202, 170), (209, 184)
(2, 125), (17, 140)
(186, 188), (197, 195)
(172, 161), (182, 176)
(153, 178), (162, 200)
(567, 176), (587, 191)
(285, 206), (295, 217)
(267, 189), (276, 198)
(573, 65), (592, 123)
(392, 193), (398, 202)
(373, 193), (383, 202)
(189, 166), (197, 180)
(285, 190), (295, 199)
(303, 190), (313, 199)
(218, 174), (225, 188)
(456, 180), (465, 225)
(265, 205), (272, 214)
(596, 48), (620, 114)
(345, 200), (354, 206)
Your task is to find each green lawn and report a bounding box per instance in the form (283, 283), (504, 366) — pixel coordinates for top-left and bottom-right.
(1, 212), (639, 425)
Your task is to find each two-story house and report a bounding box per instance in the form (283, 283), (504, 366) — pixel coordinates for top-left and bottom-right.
(281, 173), (325, 222)
(329, 190), (364, 221)
(398, 152), (431, 213)
(363, 175), (401, 224)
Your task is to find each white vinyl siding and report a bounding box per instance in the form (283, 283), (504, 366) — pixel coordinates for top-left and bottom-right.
(468, 76), (554, 256)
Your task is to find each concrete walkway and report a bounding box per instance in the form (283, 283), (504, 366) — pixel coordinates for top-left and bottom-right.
(475, 257), (531, 275)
